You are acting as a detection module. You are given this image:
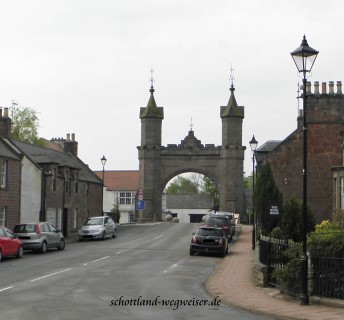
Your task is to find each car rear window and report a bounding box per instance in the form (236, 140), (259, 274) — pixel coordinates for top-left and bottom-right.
(14, 224), (36, 233)
(205, 217), (228, 226)
(197, 228), (223, 237)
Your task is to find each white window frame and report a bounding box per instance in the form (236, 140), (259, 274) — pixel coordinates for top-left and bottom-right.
(119, 192), (135, 205)
(0, 207), (6, 226)
(1, 159), (8, 188)
(50, 168), (57, 191)
(73, 208), (78, 229)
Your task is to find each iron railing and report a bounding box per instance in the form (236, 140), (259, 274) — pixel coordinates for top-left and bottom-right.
(259, 237), (344, 300)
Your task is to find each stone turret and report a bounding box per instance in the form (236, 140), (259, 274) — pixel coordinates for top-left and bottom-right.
(219, 80), (245, 214)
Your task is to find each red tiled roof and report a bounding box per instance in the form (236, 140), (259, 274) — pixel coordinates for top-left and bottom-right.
(94, 170), (139, 191)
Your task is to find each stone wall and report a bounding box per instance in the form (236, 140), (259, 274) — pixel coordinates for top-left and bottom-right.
(262, 81), (344, 223)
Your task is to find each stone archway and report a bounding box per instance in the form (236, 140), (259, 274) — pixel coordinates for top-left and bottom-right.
(137, 81), (245, 221)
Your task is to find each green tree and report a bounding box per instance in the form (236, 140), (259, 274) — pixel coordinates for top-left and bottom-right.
(166, 176), (199, 194)
(111, 199), (121, 223)
(254, 162), (282, 234)
(10, 104), (44, 145)
(280, 197), (302, 241)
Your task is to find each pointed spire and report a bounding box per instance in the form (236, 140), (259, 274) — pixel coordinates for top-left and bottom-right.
(220, 64), (244, 118)
(139, 66), (164, 119)
(227, 63), (238, 108)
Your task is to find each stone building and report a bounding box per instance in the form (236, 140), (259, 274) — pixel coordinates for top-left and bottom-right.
(0, 134), (22, 230)
(257, 81), (344, 223)
(0, 107), (103, 237)
(94, 170), (139, 223)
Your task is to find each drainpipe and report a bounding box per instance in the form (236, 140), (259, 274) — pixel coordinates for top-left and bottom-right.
(40, 169), (46, 221)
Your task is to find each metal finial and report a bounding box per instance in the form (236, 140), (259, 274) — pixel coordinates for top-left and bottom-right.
(149, 66), (155, 93)
(190, 117), (193, 131)
(229, 63), (235, 92)
(297, 82), (300, 110)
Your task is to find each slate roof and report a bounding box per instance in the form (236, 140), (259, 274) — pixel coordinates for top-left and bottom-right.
(12, 139), (101, 184)
(166, 194), (214, 209)
(94, 170), (139, 191)
(257, 140), (282, 153)
(0, 138), (21, 160)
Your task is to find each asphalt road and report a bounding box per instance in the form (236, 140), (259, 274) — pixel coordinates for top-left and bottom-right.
(0, 222), (275, 320)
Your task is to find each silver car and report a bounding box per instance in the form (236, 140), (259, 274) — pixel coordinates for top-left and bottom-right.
(13, 222), (65, 253)
(78, 216), (116, 241)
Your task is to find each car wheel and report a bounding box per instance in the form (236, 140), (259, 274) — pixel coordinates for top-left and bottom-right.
(221, 247), (226, 258)
(112, 229), (117, 238)
(40, 241), (47, 254)
(57, 239), (65, 250)
(226, 245), (229, 255)
(189, 249), (194, 256)
(0, 249), (2, 262)
(101, 231), (106, 241)
(16, 246), (24, 258)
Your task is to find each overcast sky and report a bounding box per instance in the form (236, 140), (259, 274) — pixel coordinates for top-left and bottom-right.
(0, 0), (343, 179)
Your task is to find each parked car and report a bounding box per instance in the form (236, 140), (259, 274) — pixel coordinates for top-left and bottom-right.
(0, 226), (23, 261)
(203, 215), (233, 240)
(78, 216), (116, 241)
(213, 211), (236, 237)
(189, 226), (228, 257)
(13, 222), (65, 253)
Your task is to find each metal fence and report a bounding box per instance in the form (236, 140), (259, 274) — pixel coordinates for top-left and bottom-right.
(310, 252), (344, 299)
(259, 237), (344, 299)
(259, 236), (296, 286)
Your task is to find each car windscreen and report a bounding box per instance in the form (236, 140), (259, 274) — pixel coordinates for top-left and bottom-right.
(14, 224), (35, 233)
(196, 228), (223, 237)
(86, 218), (103, 225)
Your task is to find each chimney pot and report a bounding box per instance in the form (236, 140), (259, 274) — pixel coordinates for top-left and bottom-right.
(71, 133), (75, 141)
(67, 133), (70, 141)
(329, 81), (334, 94)
(306, 82), (312, 94)
(336, 81), (342, 95)
(4, 107), (9, 117)
(322, 82), (327, 94)
(314, 81), (320, 95)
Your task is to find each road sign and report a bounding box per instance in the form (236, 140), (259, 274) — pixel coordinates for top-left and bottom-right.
(136, 200), (145, 211)
(137, 188), (144, 201)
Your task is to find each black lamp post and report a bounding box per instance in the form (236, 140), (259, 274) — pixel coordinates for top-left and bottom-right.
(101, 155), (107, 215)
(291, 35), (318, 306)
(249, 135), (258, 250)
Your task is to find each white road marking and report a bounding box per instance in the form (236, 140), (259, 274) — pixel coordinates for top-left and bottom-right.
(115, 250), (128, 255)
(0, 286), (14, 292)
(83, 256), (109, 265)
(30, 268), (72, 282)
(153, 234), (164, 240)
(163, 262), (179, 273)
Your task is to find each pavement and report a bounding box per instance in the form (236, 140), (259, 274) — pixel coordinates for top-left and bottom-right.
(205, 225), (344, 320)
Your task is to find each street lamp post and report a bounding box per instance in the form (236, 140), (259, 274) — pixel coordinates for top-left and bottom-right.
(249, 135), (258, 250)
(101, 155), (107, 215)
(291, 35), (318, 306)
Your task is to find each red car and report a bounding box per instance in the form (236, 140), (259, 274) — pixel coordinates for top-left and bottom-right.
(0, 226), (23, 261)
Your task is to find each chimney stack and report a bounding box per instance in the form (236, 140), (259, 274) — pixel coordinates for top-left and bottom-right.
(0, 107), (11, 138)
(63, 133), (78, 157)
